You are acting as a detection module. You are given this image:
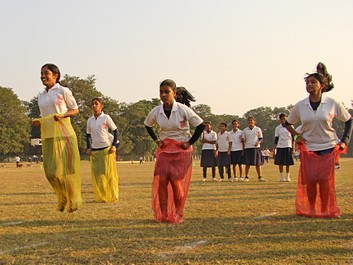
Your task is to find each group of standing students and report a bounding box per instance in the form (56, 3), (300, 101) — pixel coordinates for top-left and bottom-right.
(201, 117), (268, 182)
(34, 62), (352, 223)
(200, 113), (295, 183)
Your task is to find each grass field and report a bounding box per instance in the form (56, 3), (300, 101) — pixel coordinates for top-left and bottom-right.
(0, 159), (352, 264)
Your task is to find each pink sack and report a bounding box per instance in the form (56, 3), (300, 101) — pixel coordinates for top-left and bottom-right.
(296, 143), (346, 218)
(152, 139), (193, 224)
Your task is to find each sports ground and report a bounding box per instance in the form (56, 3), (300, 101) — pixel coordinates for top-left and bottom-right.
(0, 159), (352, 264)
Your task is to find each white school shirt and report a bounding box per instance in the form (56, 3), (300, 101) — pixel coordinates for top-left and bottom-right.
(38, 83), (78, 117)
(275, 124), (292, 148)
(242, 126), (263, 149)
(217, 131), (230, 152)
(201, 130), (217, 150)
(229, 129), (244, 151)
(264, 149), (270, 156)
(144, 101), (203, 142)
(287, 95), (351, 151)
(87, 112), (118, 149)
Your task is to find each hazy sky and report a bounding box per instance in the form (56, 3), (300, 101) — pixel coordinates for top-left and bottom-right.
(1, 0), (352, 116)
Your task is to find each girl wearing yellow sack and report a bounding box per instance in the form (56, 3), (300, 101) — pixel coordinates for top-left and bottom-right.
(33, 63), (82, 213)
(86, 97), (119, 203)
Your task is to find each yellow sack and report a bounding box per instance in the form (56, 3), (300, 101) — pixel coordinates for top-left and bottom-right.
(34, 114), (82, 212)
(90, 148), (119, 203)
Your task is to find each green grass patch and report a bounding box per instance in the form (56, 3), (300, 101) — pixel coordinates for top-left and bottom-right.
(0, 159), (352, 264)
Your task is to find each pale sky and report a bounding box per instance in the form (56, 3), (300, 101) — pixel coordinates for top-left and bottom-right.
(1, 0), (352, 116)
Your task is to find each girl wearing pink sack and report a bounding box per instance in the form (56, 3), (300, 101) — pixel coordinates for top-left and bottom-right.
(285, 62), (352, 218)
(144, 79), (204, 224)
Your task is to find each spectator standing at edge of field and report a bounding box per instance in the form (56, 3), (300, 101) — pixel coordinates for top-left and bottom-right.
(229, 120), (244, 182)
(32, 63), (82, 213)
(86, 97), (119, 203)
(15, 155), (21, 168)
(285, 62), (352, 218)
(263, 148), (271, 163)
(200, 121), (218, 182)
(216, 122), (232, 182)
(144, 79), (204, 224)
(242, 116), (267, 182)
(274, 113), (294, 182)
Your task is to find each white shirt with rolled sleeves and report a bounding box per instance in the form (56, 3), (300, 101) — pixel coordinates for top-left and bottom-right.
(87, 112), (118, 149)
(229, 129), (244, 151)
(38, 83), (78, 117)
(287, 95), (351, 151)
(275, 125), (292, 148)
(242, 126), (263, 149)
(144, 101), (203, 142)
(201, 130), (217, 150)
(217, 131), (230, 152)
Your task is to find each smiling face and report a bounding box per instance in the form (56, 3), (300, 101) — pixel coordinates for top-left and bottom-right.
(232, 121), (239, 130)
(248, 118), (255, 128)
(40, 66), (58, 89)
(160, 85), (176, 106)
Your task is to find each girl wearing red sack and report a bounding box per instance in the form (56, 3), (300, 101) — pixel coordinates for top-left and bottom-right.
(285, 62), (352, 218)
(144, 79), (204, 224)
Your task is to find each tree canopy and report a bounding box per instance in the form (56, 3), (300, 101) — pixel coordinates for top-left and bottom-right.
(0, 86), (30, 160)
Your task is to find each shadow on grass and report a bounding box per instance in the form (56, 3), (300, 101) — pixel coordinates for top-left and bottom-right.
(1, 213), (352, 263)
(2, 214), (352, 263)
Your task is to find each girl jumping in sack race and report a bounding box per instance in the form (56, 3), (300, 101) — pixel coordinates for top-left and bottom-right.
(33, 63), (82, 213)
(144, 80), (204, 224)
(86, 97), (119, 203)
(285, 62), (352, 218)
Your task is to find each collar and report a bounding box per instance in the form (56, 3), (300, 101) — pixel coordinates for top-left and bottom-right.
(159, 100), (178, 114)
(93, 111), (105, 119)
(44, 83), (60, 92)
(305, 94), (327, 105)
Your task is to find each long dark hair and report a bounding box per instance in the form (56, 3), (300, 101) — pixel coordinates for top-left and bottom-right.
(42, 63), (61, 83)
(175, 86), (195, 107)
(305, 62), (334, 92)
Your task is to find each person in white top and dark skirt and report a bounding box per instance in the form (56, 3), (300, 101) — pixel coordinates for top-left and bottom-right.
(200, 121), (217, 181)
(216, 122), (231, 181)
(242, 117), (267, 182)
(274, 113), (294, 182)
(229, 120), (244, 182)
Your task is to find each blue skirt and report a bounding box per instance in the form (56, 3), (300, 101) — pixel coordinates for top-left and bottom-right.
(217, 151), (231, 166)
(230, 150), (243, 165)
(242, 148), (263, 166)
(274, 147), (294, 166)
(200, 149), (217, 167)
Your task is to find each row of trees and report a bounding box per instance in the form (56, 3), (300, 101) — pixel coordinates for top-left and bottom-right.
(1, 75), (353, 162)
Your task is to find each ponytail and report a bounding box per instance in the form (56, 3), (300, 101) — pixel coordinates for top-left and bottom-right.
(305, 62), (334, 92)
(175, 86), (195, 107)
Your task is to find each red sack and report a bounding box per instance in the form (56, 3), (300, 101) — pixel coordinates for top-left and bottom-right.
(296, 143), (346, 218)
(152, 139), (193, 224)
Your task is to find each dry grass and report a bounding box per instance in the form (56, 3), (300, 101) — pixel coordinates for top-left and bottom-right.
(0, 159), (352, 264)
